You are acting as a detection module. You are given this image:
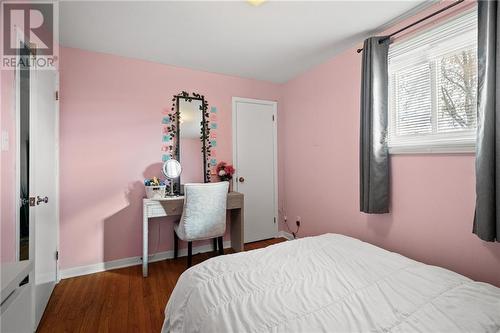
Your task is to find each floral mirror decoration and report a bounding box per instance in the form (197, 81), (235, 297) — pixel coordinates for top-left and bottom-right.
(163, 91), (214, 183)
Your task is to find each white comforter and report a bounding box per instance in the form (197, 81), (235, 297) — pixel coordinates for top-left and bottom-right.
(163, 234), (500, 333)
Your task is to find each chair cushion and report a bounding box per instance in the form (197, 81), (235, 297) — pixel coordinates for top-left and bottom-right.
(175, 182), (229, 241)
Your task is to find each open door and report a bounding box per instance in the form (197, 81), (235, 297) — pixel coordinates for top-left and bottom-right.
(30, 68), (59, 328)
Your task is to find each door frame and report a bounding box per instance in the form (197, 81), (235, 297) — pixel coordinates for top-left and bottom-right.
(13, 30), (60, 266)
(232, 97), (278, 239)
(11, 27), (60, 330)
(14, 29), (22, 262)
(16, 50), (60, 329)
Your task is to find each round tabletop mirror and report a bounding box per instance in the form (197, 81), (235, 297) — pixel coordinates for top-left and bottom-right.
(163, 159), (182, 196)
(162, 159), (182, 179)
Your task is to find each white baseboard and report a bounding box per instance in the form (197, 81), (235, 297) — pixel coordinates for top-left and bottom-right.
(59, 241), (231, 280)
(276, 230), (295, 240)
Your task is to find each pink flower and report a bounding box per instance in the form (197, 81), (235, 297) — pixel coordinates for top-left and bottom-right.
(225, 165), (235, 176)
(215, 161), (235, 181)
(216, 161), (227, 172)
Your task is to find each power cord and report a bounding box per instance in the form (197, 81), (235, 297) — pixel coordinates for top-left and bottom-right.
(282, 215), (300, 239)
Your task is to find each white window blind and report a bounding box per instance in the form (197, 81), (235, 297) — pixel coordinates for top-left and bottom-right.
(388, 9), (477, 153)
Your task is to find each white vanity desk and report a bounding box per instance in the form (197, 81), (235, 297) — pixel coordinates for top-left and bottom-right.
(142, 192), (244, 277)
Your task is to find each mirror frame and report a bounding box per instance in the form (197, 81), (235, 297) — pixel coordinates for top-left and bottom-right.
(162, 159), (182, 179)
(167, 91), (213, 187)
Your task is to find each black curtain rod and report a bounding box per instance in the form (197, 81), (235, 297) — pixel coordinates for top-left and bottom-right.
(356, 0), (465, 53)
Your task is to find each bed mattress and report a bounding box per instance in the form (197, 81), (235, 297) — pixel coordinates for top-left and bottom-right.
(163, 233), (500, 332)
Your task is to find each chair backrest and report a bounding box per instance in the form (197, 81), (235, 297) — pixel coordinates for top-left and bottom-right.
(178, 182), (229, 241)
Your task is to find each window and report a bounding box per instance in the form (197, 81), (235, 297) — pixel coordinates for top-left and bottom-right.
(388, 9), (477, 153)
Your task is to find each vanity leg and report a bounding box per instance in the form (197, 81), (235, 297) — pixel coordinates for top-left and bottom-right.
(174, 231), (179, 259)
(212, 238), (218, 253)
(218, 237), (224, 255)
(187, 242), (192, 267)
(142, 209), (148, 277)
(230, 206), (244, 252)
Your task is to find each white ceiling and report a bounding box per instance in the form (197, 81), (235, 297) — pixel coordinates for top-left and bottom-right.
(60, 1), (432, 83)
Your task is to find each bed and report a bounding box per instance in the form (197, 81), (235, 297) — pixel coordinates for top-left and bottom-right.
(163, 233), (500, 332)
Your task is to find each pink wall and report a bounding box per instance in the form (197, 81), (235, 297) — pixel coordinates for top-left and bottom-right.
(59, 47), (282, 269)
(1, 69), (16, 263)
(280, 2), (500, 287)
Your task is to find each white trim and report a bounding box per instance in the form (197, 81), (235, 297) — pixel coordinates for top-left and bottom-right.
(14, 27), (22, 262)
(276, 231), (294, 241)
(29, 49), (38, 332)
(232, 97), (279, 242)
(60, 241), (231, 280)
(389, 136), (475, 154)
(54, 74), (60, 283)
(389, 143), (475, 155)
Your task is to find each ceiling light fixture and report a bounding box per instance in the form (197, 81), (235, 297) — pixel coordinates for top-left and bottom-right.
(247, 0), (267, 7)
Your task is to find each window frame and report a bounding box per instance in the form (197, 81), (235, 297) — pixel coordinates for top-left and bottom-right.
(387, 9), (477, 155)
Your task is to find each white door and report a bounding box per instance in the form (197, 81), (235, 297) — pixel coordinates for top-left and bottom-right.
(31, 69), (59, 327)
(233, 97), (277, 243)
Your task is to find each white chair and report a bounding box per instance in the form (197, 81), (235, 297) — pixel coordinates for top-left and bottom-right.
(173, 182), (229, 267)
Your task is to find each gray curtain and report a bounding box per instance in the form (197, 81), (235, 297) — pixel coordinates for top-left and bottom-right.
(360, 37), (390, 214)
(473, 0), (500, 242)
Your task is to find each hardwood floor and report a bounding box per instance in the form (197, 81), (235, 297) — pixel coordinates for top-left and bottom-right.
(37, 238), (286, 333)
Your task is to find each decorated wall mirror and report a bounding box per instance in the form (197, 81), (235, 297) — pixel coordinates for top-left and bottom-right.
(167, 91), (212, 193)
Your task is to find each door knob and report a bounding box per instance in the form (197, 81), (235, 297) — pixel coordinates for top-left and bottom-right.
(36, 196), (48, 205)
(20, 197), (36, 207)
(239, 177), (245, 183)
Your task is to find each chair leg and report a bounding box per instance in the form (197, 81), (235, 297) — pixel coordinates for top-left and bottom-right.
(173, 230), (179, 259)
(187, 242), (192, 267)
(213, 238), (218, 253)
(218, 237), (224, 256)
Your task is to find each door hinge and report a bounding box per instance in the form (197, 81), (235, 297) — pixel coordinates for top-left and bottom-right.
(28, 42), (37, 56)
(272, 115), (275, 121)
(55, 90), (59, 101)
(56, 251), (59, 261)
(274, 217), (276, 224)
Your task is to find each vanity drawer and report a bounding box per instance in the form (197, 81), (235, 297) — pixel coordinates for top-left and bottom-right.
(146, 201), (183, 217)
(164, 202), (183, 215)
(147, 204), (166, 217)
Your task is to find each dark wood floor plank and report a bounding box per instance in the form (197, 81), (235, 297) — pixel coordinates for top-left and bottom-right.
(71, 275), (98, 331)
(78, 273), (106, 333)
(107, 267), (131, 333)
(37, 238), (285, 333)
(95, 271), (114, 332)
(126, 265), (149, 333)
(146, 263), (166, 332)
(63, 276), (91, 332)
